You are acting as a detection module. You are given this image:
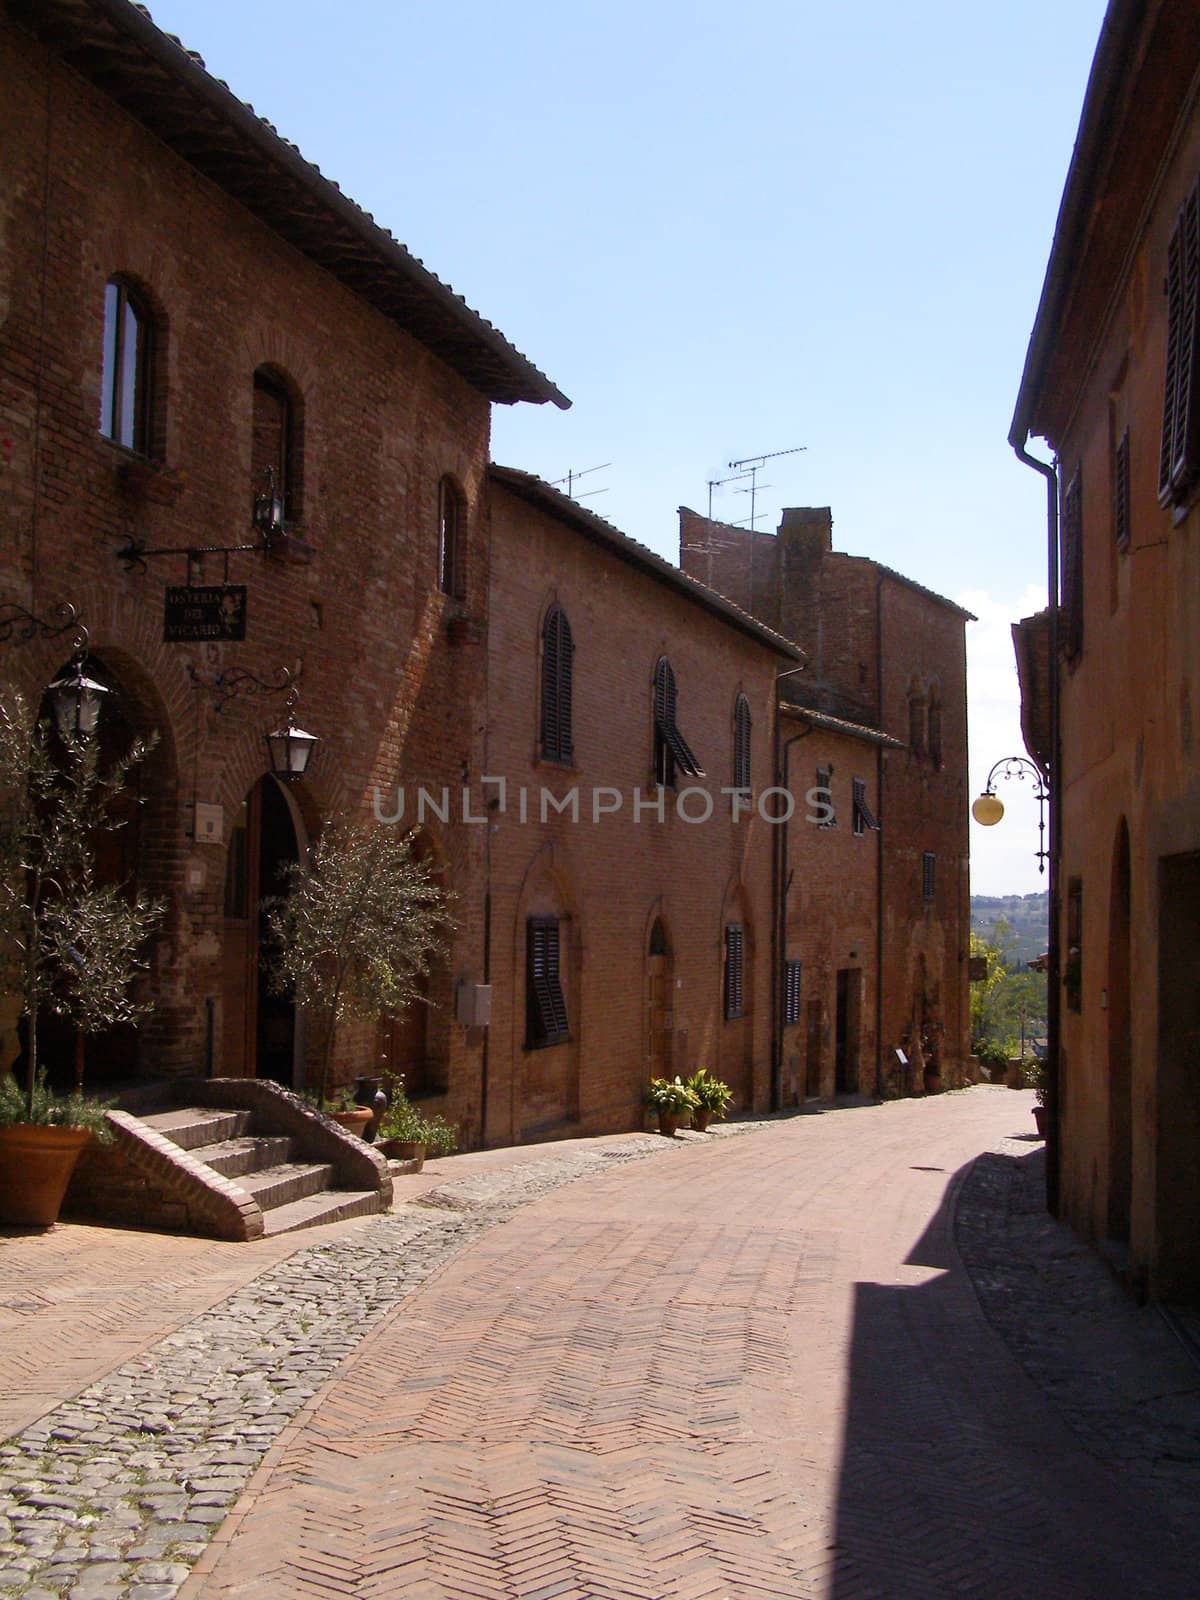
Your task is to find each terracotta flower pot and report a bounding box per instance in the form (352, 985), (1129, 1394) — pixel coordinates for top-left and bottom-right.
(692, 1109), (712, 1132)
(0, 1124), (92, 1227)
(657, 1113), (679, 1138)
(923, 1071), (943, 1095)
(1032, 1104), (1049, 1139)
(379, 1138), (425, 1170)
(328, 1107), (374, 1139)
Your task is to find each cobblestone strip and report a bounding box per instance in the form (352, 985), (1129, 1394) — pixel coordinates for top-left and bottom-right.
(955, 1135), (1200, 1543)
(0, 1124), (763, 1600)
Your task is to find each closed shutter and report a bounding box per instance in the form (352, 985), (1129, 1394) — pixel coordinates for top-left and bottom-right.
(541, 607), (574, 762)
(783, 960), (802, 1026)
(1159, 180), (1200, 506)
(1114, 428), (1130, 548)
(724, 924), (744, 1020)
(922, 852), (936, 902)
(733, 694), (752, 790)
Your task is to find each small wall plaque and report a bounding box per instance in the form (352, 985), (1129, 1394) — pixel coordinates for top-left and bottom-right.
(194, 802), (224, 845)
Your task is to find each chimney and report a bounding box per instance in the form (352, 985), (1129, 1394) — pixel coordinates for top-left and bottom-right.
(778, 506), (833, 563)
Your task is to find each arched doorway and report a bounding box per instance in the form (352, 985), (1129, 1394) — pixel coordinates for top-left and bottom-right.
(1107, 819), (1132, 1243)
(222, 774), (302, 1084)
(31, 658), (145, 1091)
(645, 916), (673, 1081)
(381, 832), (449, 1098)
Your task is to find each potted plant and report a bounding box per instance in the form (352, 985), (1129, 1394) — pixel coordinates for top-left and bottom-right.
(1025, 1053), (1050, 1137)
(0, 692), (162, 1225)
(322, 1084), (375, 1139)
(265, 818), (451, 1112)
(375, 1075), (458, 1169)
(643, 1075), (699, 1138)
(684, 1069), (732, 1131)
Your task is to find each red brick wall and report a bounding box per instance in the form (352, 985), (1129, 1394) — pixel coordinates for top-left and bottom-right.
(486, 483), (787, 1142)
(0, 21), (491, 1139)
(779, 722), (880, 1101)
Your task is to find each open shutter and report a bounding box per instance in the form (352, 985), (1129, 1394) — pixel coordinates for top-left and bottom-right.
(1114, 429), (1130, 547)
(733, 694), (751, 789)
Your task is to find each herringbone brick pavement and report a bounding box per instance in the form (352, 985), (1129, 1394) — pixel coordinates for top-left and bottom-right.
(180, 1090), (1200, 1599)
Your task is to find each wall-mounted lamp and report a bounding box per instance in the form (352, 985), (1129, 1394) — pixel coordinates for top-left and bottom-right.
(191, 660), (319, 782)
(972, 755), (1049, 873)
(0, 601), (109, 741)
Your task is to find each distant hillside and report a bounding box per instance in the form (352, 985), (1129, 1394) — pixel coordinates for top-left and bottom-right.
(971, 892), (1049, 966)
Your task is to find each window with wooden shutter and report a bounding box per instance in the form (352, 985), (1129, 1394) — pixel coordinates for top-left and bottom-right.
(783, 959), (802, 1026)
(922, 851), (936, 902)
(928, 696), (943, 768)
(438, 477), (466, 599)
(1159, 179), (1200, 508)
(852, 778), (879, 836)
(724, 923), (745, 1020)
(100, 278), (154, 454)
(733, 693), (752, 791)
(653, 657), (704, 788)
(1061, 467), (1083, 663)
(1113, 428), (1130, 549)
(816, 765), (836, 828)
(526, 918), (569, 1047)
(541, 606), (574, 762)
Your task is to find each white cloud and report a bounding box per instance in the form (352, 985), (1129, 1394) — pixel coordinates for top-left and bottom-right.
(959, 585), (1049, 899)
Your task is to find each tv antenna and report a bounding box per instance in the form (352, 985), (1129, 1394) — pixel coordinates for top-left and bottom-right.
(550, 462), (611, 502)
(727, 445), (807, 531)
(706, 468), (753, 519)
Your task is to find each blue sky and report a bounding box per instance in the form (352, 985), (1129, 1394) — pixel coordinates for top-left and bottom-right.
(145, 0), (1106, 896)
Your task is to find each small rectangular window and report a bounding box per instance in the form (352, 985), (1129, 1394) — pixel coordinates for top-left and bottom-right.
(783, 959), (802, 1026)
(922, 851), (936, 902)
(526, 918), (569, 1047)
(852, 778), (879, 837)
(816, 765), (836, 828)
(724, 924), (745, 1021)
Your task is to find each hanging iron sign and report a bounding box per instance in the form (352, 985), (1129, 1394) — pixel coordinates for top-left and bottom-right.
(163, 585), (247, 642)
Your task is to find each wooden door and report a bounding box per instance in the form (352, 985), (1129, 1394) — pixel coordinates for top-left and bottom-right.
(222, 791), (259, 1076)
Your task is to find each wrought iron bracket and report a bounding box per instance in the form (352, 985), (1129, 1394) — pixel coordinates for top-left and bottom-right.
(0, 600), (86, 653)
(981, 754), (1050, 873)
(190, 660), (302, 715)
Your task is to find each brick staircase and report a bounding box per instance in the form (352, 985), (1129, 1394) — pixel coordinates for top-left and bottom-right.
(138, 1105), (385, 1236)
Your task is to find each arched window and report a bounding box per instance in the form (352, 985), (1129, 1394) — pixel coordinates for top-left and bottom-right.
(252, 367), (297, 527)
(733, 693), (752, 790)
(100, 278), (154, 453)
(928, 693), (943, 768)
(540, 605), (574, 763)
(653, 656), (704, 788)
(908, 686), (927, 757)
(438, 476), (466, 599)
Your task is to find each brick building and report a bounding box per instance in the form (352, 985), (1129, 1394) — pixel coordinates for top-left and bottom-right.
(483, 469), (802, 1143)
(2, 0), (974, 1174)
(0, 0), (564, 1147)
(680, 506), (973, 1093)
(1010, 0), (1200, 1301)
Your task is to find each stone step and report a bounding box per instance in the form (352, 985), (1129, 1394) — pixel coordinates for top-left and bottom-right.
(190, 1135), (294, 1179)
(140, 1107), (252, 1151)
(238, 1162), (336, 1211)
(261, 1189), (384, 1236)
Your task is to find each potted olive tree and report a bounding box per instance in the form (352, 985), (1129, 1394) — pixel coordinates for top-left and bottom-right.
(266, 818), (451, 1119)
(0, 692), (162, 1225)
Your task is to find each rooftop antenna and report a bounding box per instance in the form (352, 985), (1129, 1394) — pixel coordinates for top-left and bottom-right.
(550, 462), (612, 501)
(706, 468), (753, 519)
(728, 445), (807, 532)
